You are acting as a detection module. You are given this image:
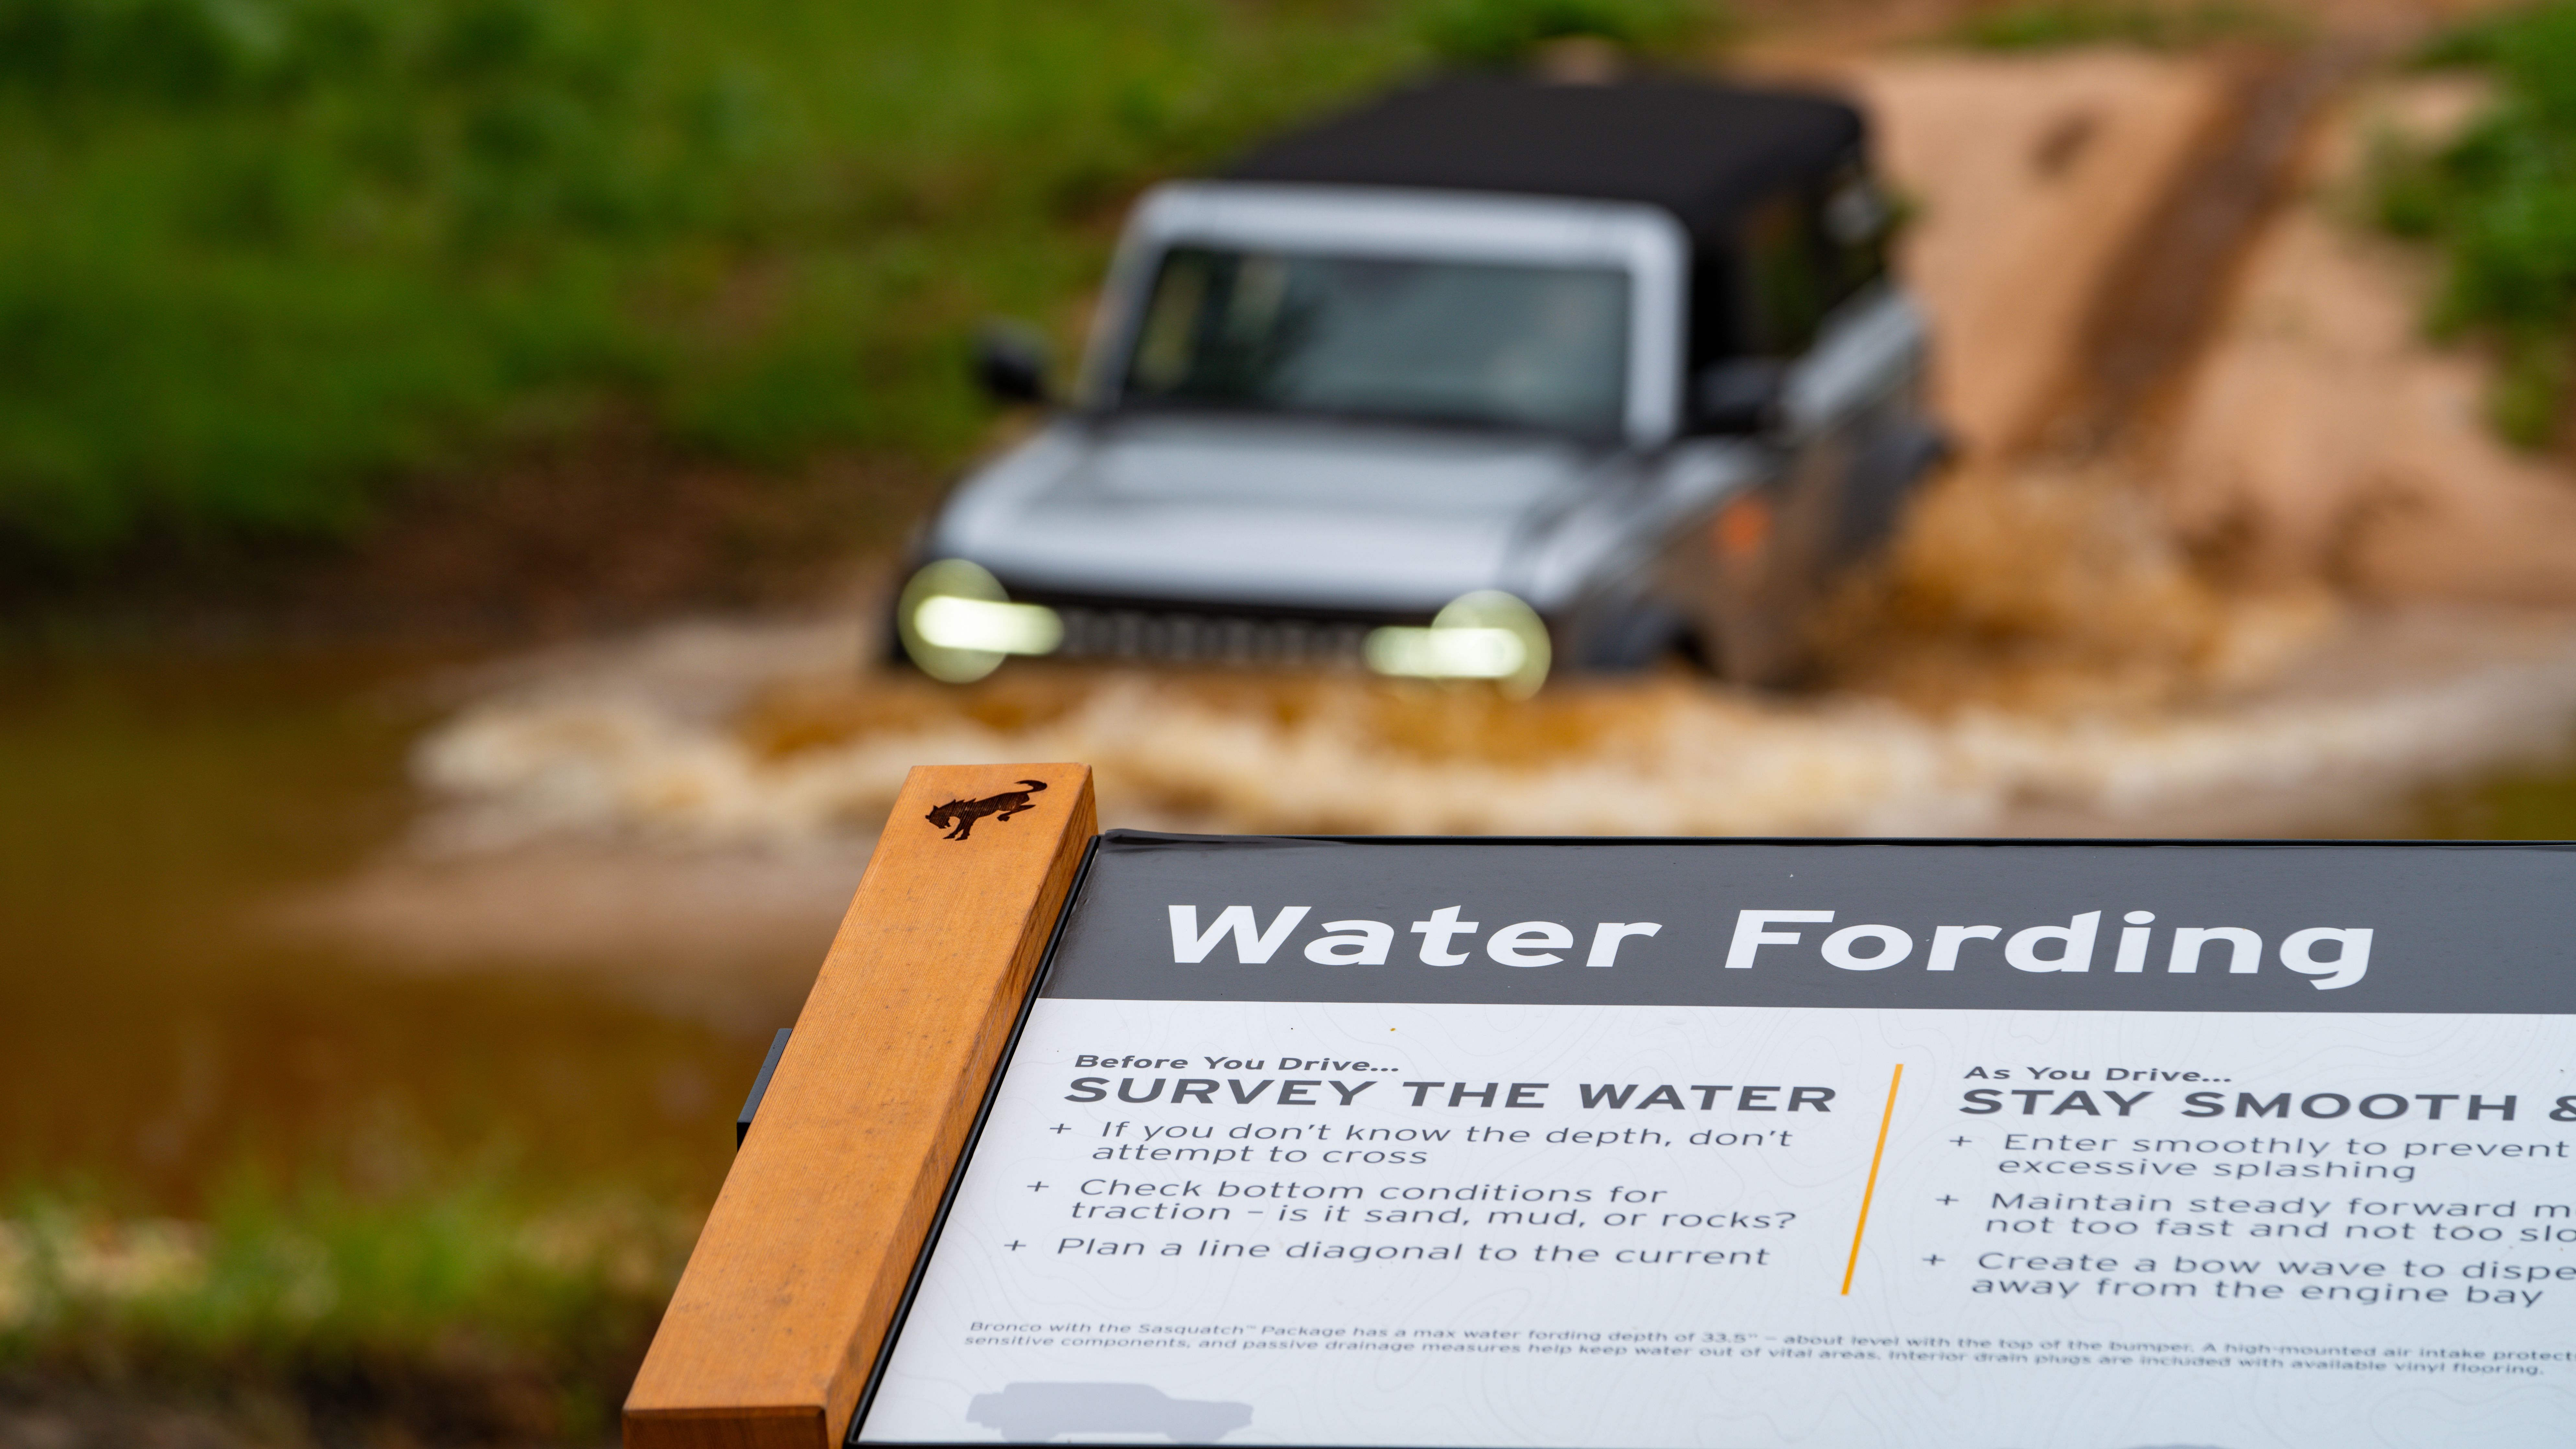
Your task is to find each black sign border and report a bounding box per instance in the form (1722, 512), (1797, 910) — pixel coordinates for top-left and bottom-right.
(847, 831), (2574, 1448)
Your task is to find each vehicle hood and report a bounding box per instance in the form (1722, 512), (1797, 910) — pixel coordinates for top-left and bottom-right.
(931, 415), (1618, 613)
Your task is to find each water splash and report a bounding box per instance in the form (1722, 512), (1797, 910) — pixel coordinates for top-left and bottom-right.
(413, 607), (2576, 850)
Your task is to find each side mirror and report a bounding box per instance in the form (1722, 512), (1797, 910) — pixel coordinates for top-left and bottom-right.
(972, 322), (1051, 407)
(1692, 359), (1786, 435)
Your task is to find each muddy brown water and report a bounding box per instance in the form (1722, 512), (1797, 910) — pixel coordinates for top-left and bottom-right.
(6, 642), (2574, 1213)
(0, 649), (799, 1212)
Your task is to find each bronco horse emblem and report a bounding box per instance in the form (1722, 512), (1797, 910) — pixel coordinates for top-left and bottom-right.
(925, 778), (1049, 841)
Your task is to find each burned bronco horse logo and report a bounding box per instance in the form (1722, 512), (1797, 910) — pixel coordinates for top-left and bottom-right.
(926, 778), (1049, 841)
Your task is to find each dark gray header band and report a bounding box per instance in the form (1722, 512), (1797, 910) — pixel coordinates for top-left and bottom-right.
(1038, 834), (2576, 1014)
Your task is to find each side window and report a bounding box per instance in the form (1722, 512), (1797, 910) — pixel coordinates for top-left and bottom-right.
(1819, 161), (1892, 309)
(1688, 158), (1895, 403)
(1739, 192), (1827, 358)
(1726, 160), (1893, 363)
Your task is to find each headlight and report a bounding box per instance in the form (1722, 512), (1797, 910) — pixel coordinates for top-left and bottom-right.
(897, 559), (1063, 683)
(1364, 590), (1551, 698)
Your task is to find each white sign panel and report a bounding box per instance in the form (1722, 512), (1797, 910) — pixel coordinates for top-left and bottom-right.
(856, 836), (2576, 1447)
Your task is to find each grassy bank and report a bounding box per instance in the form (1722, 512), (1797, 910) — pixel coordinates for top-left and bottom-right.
(2375, 2), (2576, 448)
(1949, 0), (2294, 52)
(0, 1181), (693, 1442)
(0, 0), (1718, 565)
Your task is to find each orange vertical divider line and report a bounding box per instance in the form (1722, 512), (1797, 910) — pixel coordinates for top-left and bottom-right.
(1840, 1064), (1905, 1296)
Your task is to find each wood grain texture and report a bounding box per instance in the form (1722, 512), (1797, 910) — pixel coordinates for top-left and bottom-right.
(625, 764), (1098, 1449)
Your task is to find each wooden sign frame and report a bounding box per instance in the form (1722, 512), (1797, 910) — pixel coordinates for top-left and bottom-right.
(626, 763), (1098, 1449)
(633, 788), (2576, 1449)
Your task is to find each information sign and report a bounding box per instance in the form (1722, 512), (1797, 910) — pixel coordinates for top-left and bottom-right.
(853, 833), (2576, 1447)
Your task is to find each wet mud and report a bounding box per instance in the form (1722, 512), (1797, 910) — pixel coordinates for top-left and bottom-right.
(0, 651), (781, 1205)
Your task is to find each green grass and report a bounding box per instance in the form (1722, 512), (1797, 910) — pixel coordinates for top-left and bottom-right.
(2374, 2), (2576, 449)
(1948, 0), (2296, 52)
(2405, 739), (2576, 838)
(0, 1179), (692, 1440)
(0, 0), (1725, 560)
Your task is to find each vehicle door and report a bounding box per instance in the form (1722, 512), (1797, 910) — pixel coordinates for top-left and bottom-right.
(1665, 169), (1922, 682)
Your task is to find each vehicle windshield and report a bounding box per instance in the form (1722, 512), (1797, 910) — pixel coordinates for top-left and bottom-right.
(1119, 247), (1631, 435)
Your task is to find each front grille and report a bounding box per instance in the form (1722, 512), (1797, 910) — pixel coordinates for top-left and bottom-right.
(999, 590), (1432, 670)
(1036, 600), (1397, 669)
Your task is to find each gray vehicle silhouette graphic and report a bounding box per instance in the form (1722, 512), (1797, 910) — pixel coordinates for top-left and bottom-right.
(966, 1382), (1253, 1443)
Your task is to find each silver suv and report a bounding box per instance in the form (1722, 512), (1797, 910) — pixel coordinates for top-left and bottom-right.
(895, 74), (1943, 692)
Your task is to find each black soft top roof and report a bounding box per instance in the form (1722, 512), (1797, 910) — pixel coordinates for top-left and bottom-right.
(1226, 73), (1866, 242)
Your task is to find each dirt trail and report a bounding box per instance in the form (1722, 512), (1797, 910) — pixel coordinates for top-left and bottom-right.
(291, 31), (2576, 973)
(1845, 47), (2234, 457)
(2165, 75), (2576, 599)
(2050, 45), (2370, 450)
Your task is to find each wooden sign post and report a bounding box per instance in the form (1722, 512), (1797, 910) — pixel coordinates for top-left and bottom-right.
(633, 783), (2576, 1448)
(626, 764), (1096, 1448)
